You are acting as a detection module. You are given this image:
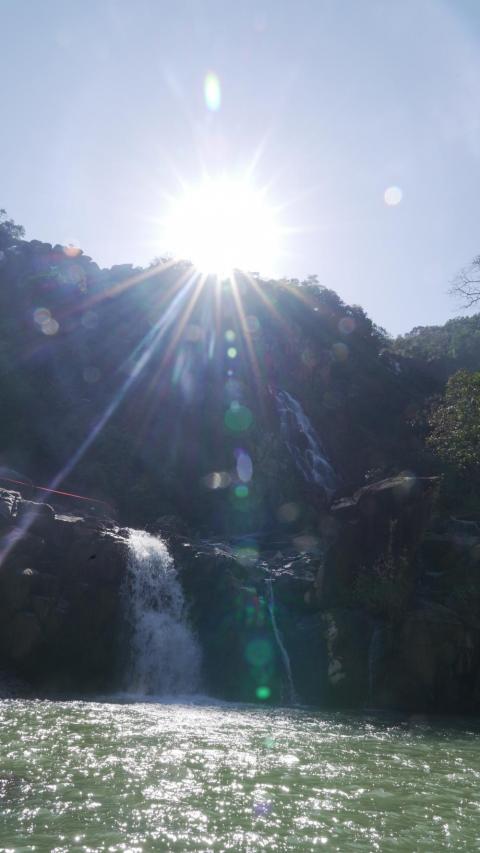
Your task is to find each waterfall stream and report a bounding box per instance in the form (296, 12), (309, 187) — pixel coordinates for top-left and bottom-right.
(125, 530), (201, 696)
(266, 579), (298, 705)
(275, 389), (337, 495)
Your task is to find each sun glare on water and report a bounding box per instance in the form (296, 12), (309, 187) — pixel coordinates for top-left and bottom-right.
(164, 177), (280, 278)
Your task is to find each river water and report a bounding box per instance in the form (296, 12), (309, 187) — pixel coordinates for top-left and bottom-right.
(1, 699), (479, 851)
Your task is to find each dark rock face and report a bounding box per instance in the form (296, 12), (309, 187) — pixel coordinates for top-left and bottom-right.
(316, 477), (480, 712)
(1, 475), (479, 714)
(372, 604), (475, 712)
(322, 476), (438, 607)
(167, 535), (324, 705)
(2, 227), (480, 711)
(171, 538), (283, 703)
(0, 489), (129, 693)
(171, 474), (480, 713)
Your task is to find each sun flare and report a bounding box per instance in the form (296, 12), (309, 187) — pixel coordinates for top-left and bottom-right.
(163, 177), (280, 278)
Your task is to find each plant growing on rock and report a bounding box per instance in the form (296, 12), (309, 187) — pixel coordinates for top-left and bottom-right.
(354, 522), (412, 621)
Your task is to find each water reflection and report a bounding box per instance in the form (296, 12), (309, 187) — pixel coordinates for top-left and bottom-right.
(0, 699), (479, 851)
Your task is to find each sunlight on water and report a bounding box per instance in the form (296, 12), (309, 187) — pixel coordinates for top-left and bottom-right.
(1, 700), (479, 851)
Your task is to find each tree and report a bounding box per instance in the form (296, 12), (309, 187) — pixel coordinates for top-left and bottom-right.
(451, 256), (480, 308)
(428, 369), (480, 470)
(0, 209), (25, 249)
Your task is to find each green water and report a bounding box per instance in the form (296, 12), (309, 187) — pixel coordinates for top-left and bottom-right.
(1, 700), (479, 851)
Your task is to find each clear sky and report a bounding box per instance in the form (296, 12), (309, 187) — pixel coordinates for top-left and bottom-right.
(2, 0), (480, 335)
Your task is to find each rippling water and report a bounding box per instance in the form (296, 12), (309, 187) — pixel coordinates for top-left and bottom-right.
(1, 700), (479, 851)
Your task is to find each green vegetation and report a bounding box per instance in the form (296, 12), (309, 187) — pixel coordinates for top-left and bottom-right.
(354, 523), (412, 621)
(1, 208), (480, 530)
(428, 370), (480, 471)
(393, 315), (480, 377)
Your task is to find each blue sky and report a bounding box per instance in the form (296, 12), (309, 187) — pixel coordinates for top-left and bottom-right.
(2, 0), (480, 334)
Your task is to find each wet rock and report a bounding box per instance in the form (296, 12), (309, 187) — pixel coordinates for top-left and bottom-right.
(0, 489), (129, 691)
(151, 514), (190, 539)
(371, 603), (477, 712)
(0, 566), (37, 611)
(0, 489), (20, 527)
(321, 608), (370, 707)
(0, 527), (46, 569)
(68, 534), (129, 585)
(15, 500), (55, 537)
(8, 611), (43, 661)
(321, 476), (438, 609)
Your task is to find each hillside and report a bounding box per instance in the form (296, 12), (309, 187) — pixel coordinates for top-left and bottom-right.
(393, 314), (480, 381)
(0, 212), (435, 533)
(2, 211), (480, 713)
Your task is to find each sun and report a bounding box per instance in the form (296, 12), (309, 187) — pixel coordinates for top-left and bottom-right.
(163, 176), (280, 278)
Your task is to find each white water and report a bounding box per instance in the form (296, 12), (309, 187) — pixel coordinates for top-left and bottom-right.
(266, 579), (298, 705)
(125, 530), (201, 696)
(276, 389), (337, 495)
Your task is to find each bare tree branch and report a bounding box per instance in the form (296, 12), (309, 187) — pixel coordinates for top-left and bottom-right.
(450, 257), (480, 308)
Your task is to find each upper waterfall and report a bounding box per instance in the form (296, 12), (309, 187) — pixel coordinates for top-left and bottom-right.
(275, 389), (337, 495)
(125, 530), (201, 696)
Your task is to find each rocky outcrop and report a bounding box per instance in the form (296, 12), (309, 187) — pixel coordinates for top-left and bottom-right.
(320, 475), (438, 607)
(371, 603), (476, 711)
(1, 475), (479, 713)
(316, 478), (480, 711)
(159, 477), (480, 712)
(0, 489), (129, 692)
(170, 537), (282, 703)
(167, 534), (323, 704)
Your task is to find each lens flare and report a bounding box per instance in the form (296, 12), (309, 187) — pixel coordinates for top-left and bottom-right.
(163, 176), (280, 278)
(224, 403), (253, 432)
(204, 72), (221, 111)
(384, 186), (403, 206)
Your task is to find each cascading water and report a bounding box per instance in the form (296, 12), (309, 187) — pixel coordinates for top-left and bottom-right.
(275, 389), (337, 495)
(125, 530), (201, 696)
(266, 579), (298, 705)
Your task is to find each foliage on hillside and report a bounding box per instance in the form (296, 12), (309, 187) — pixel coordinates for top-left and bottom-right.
(0, 210), (463, 531)
(392, 315), (480, 378)
(428, 370), (480, 471)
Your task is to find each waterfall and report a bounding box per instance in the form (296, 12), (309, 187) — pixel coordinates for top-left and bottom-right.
(275, 389), (337, 495)
(266, 579), (298, 705)
(124, 530), (201, 696)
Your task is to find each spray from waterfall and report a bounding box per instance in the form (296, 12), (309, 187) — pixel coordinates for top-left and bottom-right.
(125, 530), (201, 696)
(275, 389), (337, 495)
(266, 579), (298, 705)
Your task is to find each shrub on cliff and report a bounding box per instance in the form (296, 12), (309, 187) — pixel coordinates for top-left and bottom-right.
(428, 370), (480, 471)
(354, 523), (412, 621)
